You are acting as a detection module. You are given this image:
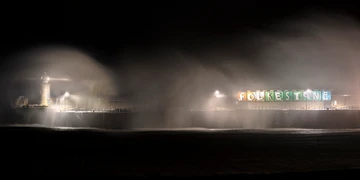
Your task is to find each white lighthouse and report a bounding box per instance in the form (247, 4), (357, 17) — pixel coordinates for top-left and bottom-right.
(40, 72), (51, 106)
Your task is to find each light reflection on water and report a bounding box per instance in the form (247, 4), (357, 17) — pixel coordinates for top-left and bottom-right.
(3, 125), (360, 135)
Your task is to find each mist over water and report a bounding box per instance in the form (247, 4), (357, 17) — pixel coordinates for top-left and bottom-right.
(1, 12), (360, 129)
(4, 46), (117, 107)
(118, 13), (360, 128)
(115, 13), (360, 107)
(256, 14), (360, 92)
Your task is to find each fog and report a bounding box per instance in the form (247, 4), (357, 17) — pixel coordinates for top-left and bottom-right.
(1, 12), (360, 128)
(255, 14), (360, 92)
(4, 46), (118, 108)
(113, 13), (360, 107)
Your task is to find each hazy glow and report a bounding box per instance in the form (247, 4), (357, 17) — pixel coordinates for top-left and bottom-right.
(5, 46), (118, 111)
(215, 94), (225, 98)
(214, 90), (225, 98)
(49, 78), (71, 81)
(3, 12), (360, 129)
(64, 92), (70, 97)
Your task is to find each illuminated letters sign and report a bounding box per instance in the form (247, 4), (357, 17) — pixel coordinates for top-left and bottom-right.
(237, 89), (331, 102)
(293, 90), (303, 101)
(283, 90), (293, 101)
(266, 90), (274, 101)
(238, 92), (246, 101)
(312, 90), (322, 101)
(322, 90), (331, 101)
(274, 90), (283, 102)
(255, 90), (265, 101)
(247, 91), (256, 101)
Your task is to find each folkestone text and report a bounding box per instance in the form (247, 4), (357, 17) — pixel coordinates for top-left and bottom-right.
(237, 90), (331, 102)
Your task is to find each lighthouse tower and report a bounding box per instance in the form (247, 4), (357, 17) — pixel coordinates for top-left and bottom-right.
(40, 72), (51, 106)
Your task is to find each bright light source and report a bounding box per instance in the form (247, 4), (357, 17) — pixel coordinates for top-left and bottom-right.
(50, 78), (71, 81)
(334, 100), (337, 106)
(214, 90), (225, 98)
(304, 89), (312, 100)
(64, 92), (70, 97)
(215, 94), (225, 98)
(47, 77), (50, 81)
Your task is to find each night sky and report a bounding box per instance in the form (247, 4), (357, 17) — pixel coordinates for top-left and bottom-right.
(1, 2), (360, 110)
(2, 2), (355, 60)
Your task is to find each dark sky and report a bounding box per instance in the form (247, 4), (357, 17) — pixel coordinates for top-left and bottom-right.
(1, 2), (358, 62)
(1, 2), (360, 109)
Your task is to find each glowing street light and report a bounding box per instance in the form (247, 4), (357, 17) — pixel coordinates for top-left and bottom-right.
(214, 90), (225, 98)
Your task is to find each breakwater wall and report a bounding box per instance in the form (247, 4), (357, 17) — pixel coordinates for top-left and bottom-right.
(3, 109), (360, 129)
